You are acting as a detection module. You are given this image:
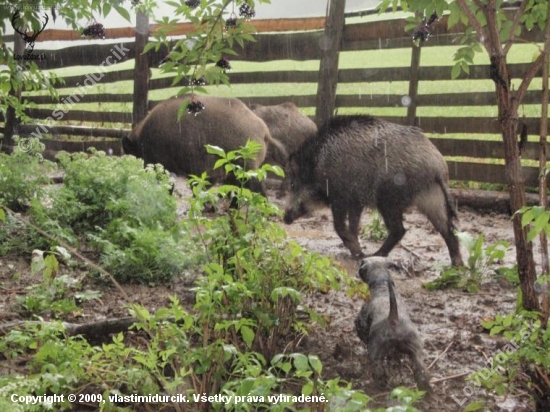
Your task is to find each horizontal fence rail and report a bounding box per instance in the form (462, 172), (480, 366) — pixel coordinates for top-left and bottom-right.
(6, 13), (548, 189)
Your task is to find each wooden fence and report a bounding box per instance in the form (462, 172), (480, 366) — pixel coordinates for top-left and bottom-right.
(3, 10), (549, 187)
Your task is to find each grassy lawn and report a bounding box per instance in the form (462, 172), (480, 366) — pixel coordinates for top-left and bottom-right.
(23, 22), (545, 136)
(28, 41), (544, 116)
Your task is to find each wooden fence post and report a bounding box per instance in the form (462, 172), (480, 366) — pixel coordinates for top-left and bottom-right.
(132, 11), (149, 128)
(315, 0), (346, 128)
(406, 42), (422, 126)
(3, 35), (25, 151)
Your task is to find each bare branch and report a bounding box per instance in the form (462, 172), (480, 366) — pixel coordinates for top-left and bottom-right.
(484, 0), (505, 57)
(503, 0), (530, 54)
(512, 51), (545, 113)
(456, 0), (489, 54)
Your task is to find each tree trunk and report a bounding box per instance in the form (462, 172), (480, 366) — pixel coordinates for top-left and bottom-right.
(492, 54), (540, 311)
(538, 0), (550, 326)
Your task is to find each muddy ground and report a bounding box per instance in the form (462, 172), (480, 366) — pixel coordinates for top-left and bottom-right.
(0, 177), (539, 411)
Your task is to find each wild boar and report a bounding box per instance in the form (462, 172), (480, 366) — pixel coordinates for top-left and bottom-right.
(283, 115), (463, 267)
(250, 102), (318, 195)
(122, 94), (287, 192)
(250, 102), (317, 166)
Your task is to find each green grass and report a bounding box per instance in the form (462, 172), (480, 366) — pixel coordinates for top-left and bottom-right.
(23, 37), (545, 124)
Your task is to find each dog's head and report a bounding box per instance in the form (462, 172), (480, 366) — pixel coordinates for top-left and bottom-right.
(358, 256), (403, 288)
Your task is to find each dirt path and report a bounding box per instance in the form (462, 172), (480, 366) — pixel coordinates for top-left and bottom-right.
(266, 184), (534, 411)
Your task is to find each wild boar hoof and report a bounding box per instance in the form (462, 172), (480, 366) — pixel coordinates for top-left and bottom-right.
(352, 251), (367, 260)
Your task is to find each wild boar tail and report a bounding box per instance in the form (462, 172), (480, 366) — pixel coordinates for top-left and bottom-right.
(388, 279), (399, 328)
(436, 176), (459, 226)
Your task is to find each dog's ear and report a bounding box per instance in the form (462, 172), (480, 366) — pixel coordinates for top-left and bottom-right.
(358, 258), (371, 282)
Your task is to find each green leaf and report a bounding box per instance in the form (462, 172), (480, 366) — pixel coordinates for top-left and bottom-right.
(103, 3), (111, 18)
(113, 4), (131, 23)
(502, 315), (512, 328)
(240, 325), (255, 348)
(481, 319), (494, 330)
(308, 355), (322, 374)
(448, 2), (460, 28)
(0, 80), (10, 94)
(461, 60), (471, 74)
(206, 145), (226, 158)
(451, 63), (461, 79)
(292, 353), (309, 372)
(143, 42), (160, 54)
(213, 158), (228, 170)
(464, 401), (486, 411)
(302, 381), (314, 396)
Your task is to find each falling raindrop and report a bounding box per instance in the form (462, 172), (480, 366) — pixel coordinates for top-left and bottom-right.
(393, 172), (406, 185)
(384, 141), (388, 173)
(184, 38), (197, 49)
(401, 95), (412, 107)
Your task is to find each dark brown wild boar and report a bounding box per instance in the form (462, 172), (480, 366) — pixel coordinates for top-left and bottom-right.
(283, 115), (463, 267)
(250, 102), (318, 195)
(250, 102), (317, 166)
(122, 94), (286, 192)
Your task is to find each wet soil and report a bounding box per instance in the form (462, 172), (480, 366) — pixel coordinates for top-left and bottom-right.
(0, 177), (537, 411)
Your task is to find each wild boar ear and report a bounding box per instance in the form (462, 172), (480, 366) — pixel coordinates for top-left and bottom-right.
(122, 136), (132, 153)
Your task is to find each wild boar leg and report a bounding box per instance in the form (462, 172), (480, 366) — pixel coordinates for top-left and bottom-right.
(411, 351), (432, 393)
(331, 202), (365, 257)
(373, 206), (406, 257)
(348, 204), (364, 239)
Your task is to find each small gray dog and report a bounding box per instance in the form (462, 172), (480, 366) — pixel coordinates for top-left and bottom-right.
(355, 256), (432, 392)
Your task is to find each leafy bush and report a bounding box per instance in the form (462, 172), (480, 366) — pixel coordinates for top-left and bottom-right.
(41, 151), (176, 235)
(187, 143), (365, 360)
(360, 210), (388, 242)
(463, 310), (549, 408)
(0, 137), (54, 212)
(424, 232), (509, 293)
(0, 211), (51, 257)
(30, 150), (192, 283)
(18, 250), (101, 317)
(518, 205), (550, 242)
(90, 224), (194, 284)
